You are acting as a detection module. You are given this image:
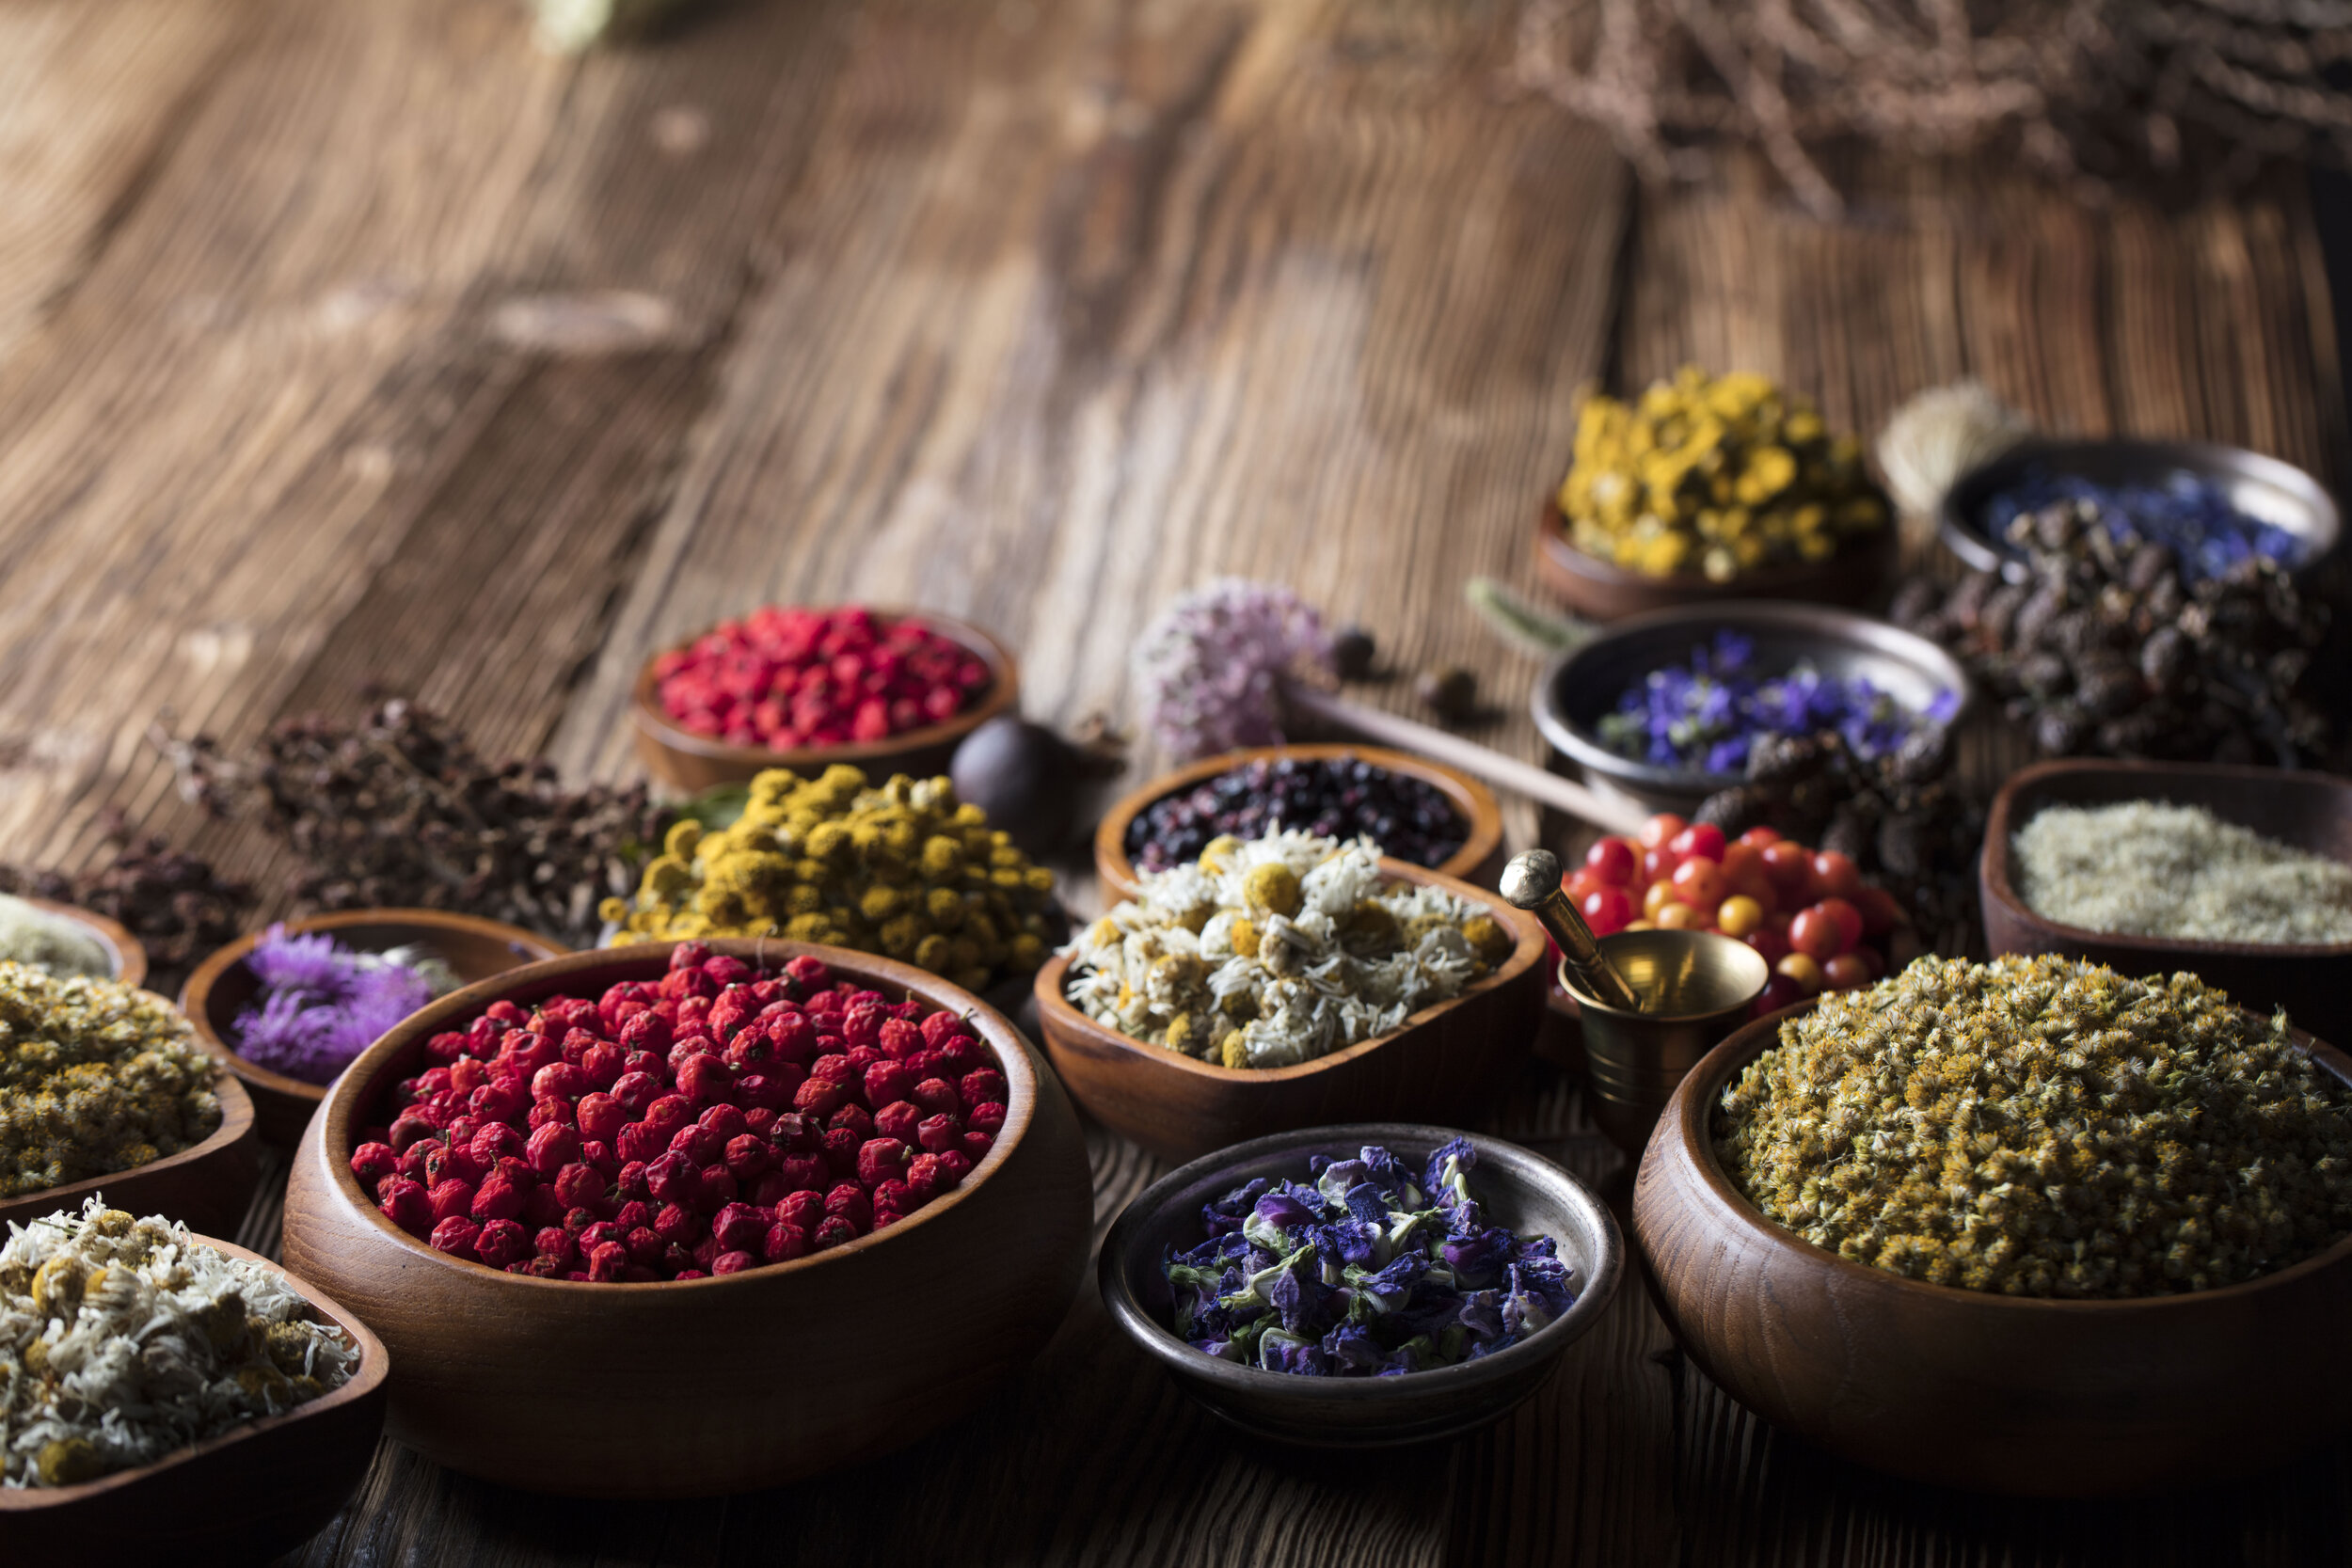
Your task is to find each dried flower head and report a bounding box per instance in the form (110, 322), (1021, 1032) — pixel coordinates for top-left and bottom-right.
(1133, 580), (1334, 762)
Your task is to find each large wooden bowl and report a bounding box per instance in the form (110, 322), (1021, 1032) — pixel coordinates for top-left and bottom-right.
(1091, 743), (1506, 902)
(1534, 500), (1896, 622)
(0, 1236), (389, 1566)
(278, 940), (1092, 1497)
(0, 1070), (258, 1237)
(1035, 862), (1548, 1163)
(9, 895), (149, 987)
(181, 910), (568, 1147)
(629, 607), (1020, 794)
(1634, 999), (2352, 1496)
(1981, 758), (2352, 1049)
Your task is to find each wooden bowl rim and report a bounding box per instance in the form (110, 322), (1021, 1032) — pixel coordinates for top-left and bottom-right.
(180, 910), (572, 1107)
(1090, 744), (1504, 901)
(1657, 996), (2352, 1313)
(1535, 498), (1895, 595)
(1981, 757), (2352, 959)
(628, 606), (1019, 775)
(0, 1231), (389, 1512)
(9, 895), (148, 990)
(1098, 1120), (1625, 1399)
(1035, 859), (1547, 1084)
(310, 939), (1039, 1293)
(1529, 597), (1977, 797)
(0, 1070), (254, 1229)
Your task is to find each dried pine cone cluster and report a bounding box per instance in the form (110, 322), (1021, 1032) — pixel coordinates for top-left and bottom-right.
(161, 701), (672, 949)
(1890, 499), (2331, 766)
(1692, 728), (1982, 961)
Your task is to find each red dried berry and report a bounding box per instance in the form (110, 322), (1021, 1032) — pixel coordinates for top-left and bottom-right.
(586, 1241), (628, 1282)
(698, 1101), (749, 1142)
(856, 1137), (912, 1189)
(424, 1030), (468, 1064)
(615, 1121), (663, 1165)
(810, 1216), (858, 1251)
(526, 1124), (580, 1180)
(841, 1009), (883, 1051)
(828, 1103), (874, 1143)
(767, 1013), (818, 1065)
(843, 1046), (885, 1080)
(643, 1094), (692, 1140)
(708, 990), (755, 1045)
(709, 1249), (755, 1275)
(697, 1166), (738, 1212)
(612, 1200), (652, 1235)
(389, 1109), (437, 1151)
(578, 1220), (622, 1255)
(864, 1061), (915, 1108)
(710, 1201), (767, 1254)
(576, 1092), (626, 1146)
(966, 1101), (1007, 1139)
(564, 1206), (599, 1234)
(723, 1133), (771, 1180)
(535, 1227), (577, 1267)
(471, 1177), (526, 1224)
(877, 1018), (922, 1060)
(532, 1061), (583, 1101)
(733, 1073), (788, 1111)
(615, 1160), (654, 1202)
(784, 955), (830, 988)
(774, 1153), (828, 1195)
(626, 1227), (665, 1266)
(915, 1114), (962, 1154)
(960, 1069), (1008, 1108)
(963, 1131), (993, 1161)
(874, 1101), (922, 1143)
(473, 1080), (530, 1125)
(450, 1058), (488, 1096)
(475, 1219), (531, 1269)
(763, 1222), (808, 1263)
(427, 1179), (476, 1226)
(662, 1243), (695, 1276)
(919, 1010), (970, 1051)
(742, 1105), (778, 1139)
(581, 1139), (618, 1175)
(379, 1177), (432, 1236)
(677, 1053), (733, 1106)
(777, 1189), (825, 1232)
(871, 1178), (913, 1228)
(351, 1142), (399, 1186)
(795, 1076), (851, 1119)
(527, 1098), (573, 1132)
(654, 1202), (701, 1245)
(671, 1122), (724, 1166)
(911, 1078), (961, 1118)
(647, 1150), (702, 1207)
(823, 1182), (872, 1233)
(819, 1127), (860, 1175)
(430, 1216), (482, 1259)
(934, 1149), (975, 1186)
(767, 1112), (819, 1153)
(618, 1009), (671, 1054)
(611, 1070), (660, 1116)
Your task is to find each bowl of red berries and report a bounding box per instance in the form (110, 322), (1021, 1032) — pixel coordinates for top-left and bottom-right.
(278, 940), (1091, 1497)
(630, 604), (1021, 794)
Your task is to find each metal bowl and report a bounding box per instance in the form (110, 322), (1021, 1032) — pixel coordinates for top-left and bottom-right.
(1531, 601), (1974, 819)
(1939, 438), (2341, 583)
(1098, 1123), (1623, 1447)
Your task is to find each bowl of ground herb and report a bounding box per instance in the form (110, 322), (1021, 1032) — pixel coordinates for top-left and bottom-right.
(1635, 955), (2352, 1497)
(1979, 759), (2352, 1049)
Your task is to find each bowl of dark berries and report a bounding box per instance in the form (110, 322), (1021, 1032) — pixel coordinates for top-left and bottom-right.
(630, 604), (1021, 794)
(1100, 1123), (1622, 1447)
(1094, 745), (1505, 901)
(278, 939), (1093, 1497)
(1533, 602), (1972, 819)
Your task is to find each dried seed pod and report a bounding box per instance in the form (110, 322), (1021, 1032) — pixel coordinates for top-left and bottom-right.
(2074, 660), (2142, 721)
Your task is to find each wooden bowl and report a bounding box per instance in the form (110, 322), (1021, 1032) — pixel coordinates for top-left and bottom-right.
(1634, 1000), (2352, 1496)
(1980, 759), (2352, 1050)
(1534, 500), (1896, 622)
(1099, 1122), (1623, 1446)
(8, 895), (148, 987)
(1034, 862), (1548, 1163)
(181, 910), (569, 1147)
(0, 1236), (389, 1566)
(278, 940), (1092, 1497)
(0, 1070), (258, 1237)
(629, 607), (1020, 794)
(1091, 744), (1506, 902)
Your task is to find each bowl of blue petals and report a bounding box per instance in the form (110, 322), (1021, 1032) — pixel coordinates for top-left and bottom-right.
(1533, 602), (1972, 818)
(1098, 1124), (1622, 1447)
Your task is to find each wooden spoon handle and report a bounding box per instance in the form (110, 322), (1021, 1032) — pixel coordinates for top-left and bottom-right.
(1284, 684), (1648, 838)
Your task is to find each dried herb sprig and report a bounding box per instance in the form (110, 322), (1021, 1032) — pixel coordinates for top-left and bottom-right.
(0, 816), (253, 982)
(156, 701), (672, 950)
(1516, 0), (2352, 217)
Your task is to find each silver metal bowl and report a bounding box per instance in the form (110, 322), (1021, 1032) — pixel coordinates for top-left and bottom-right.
(1098, 1122), (1623, 1447)
(1531, 601), (1975, 819)
(1939, 438), (2341, 583)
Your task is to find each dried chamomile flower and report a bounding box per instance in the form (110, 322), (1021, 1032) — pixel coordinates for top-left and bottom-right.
(1062, 830), (1496, 1069)
(1716, 954), (2352, 1298)
(2, 1197), (357, 1486)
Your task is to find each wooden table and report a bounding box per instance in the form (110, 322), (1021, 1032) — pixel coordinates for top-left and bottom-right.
(3, 2), (2347, 1561)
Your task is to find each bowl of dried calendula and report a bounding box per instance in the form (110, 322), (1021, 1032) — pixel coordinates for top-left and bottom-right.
(1636, 955), (2352, 1497)
(1037, 830), (1548, 1163)
(0, 1202), (389, 1566)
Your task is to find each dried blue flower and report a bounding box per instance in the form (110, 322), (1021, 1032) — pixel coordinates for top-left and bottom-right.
(231, 925), (447, 1085)
(1984, 466), (2309, 584)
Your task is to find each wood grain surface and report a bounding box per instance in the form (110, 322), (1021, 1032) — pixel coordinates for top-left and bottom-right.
(0, 0), (2344, 1562)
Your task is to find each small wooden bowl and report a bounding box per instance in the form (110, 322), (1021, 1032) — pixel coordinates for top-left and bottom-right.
(1034, 862), (1549, 1163)
(278, 939), (1092, 1497)
(0, 1070), (258, 1237)
(8, 895), (149, 987)
(1092, 744), (1506, 902)
(0, 1236), (389, 1566)
(1533, 500), (1896, 622)
(629, 607), (1020, 794)
(1980, 759), (2352, 1050)
(1635, 1000), (2352, 1496)
(181, 910), (569, 1147)
(1099, 1123), (1623, 1446)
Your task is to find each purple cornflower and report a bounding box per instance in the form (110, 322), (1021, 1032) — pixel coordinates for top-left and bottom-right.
(231, 926), (440, 1085)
